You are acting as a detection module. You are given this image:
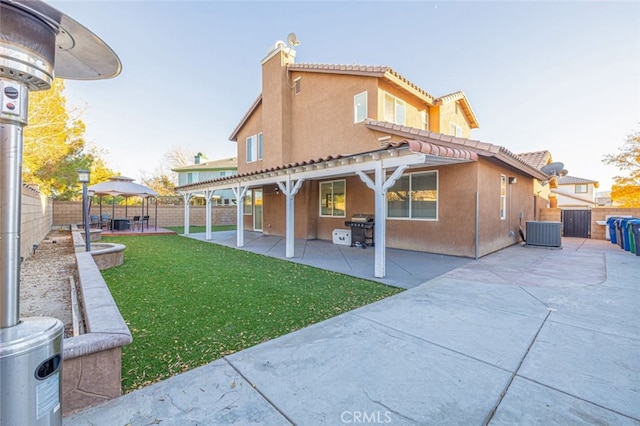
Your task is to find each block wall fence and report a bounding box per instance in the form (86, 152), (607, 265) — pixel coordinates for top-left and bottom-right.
(539, 207), (640, 239)
(20, 185), (53, 261)
(52, 201), (236, 229)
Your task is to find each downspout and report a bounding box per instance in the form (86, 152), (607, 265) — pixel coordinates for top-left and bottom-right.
(475, 162), (480, 260)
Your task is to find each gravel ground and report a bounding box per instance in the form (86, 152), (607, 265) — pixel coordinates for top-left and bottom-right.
(19, 230), (75, 337)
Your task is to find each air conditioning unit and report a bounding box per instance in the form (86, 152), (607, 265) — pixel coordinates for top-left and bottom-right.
(526, 221), (562, 248)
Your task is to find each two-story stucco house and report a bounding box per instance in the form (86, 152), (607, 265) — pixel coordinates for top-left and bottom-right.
(173, 156), (238, 205)
(177, 41), (549, 278)
(552, 176), (599, 209)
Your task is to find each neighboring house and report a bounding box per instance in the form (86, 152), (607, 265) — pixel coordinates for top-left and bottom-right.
(176, 41), (549, 278)
(553, 176), (599, 209)
(172, 156), (238, 205)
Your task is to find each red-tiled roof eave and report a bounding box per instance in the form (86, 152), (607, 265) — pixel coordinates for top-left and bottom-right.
(175, 140), (479, 192)
(364, 119), (548, 180)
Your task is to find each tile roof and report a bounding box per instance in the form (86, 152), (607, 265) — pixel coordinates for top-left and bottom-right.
(364, 119), (548, 181)
(176, 138), (477, 191)
(556, 175), (599, 185)
(517, 150), (552, 170)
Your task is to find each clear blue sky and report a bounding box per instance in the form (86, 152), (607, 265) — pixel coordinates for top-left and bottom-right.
(49, 0), (639, 192)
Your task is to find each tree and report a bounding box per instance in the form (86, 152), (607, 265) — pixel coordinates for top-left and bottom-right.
(23, 79), (116, 200)
(603, 128), (640, 207)
(140, 147), (204, 195)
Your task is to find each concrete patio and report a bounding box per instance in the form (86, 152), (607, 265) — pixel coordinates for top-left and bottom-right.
(184, 230), (473, 289)
(64, 236), (639, 425)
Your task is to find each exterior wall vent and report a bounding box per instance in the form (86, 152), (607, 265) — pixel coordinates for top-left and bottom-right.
(526, 221), (562, 248)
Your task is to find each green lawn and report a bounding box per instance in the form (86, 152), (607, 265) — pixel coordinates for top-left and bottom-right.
(101, 234), (402, 392)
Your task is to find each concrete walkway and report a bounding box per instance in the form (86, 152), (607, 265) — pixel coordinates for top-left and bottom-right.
(64, 237), (640, 425)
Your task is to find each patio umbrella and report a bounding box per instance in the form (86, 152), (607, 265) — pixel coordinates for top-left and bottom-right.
(89, 176), (159, 231)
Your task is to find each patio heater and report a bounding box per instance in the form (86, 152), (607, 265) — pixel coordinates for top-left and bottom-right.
(0, 1), (120, 424)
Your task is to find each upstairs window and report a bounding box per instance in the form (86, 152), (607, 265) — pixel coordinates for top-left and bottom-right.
(450, 123), (463, 137)
(187, 172), (197, 184)
(354, 92), (367, 123)
(384, 93), (406, 125)
(246, 133), (263, 163)
(421, 110), (429, 130)
(294, 77), (301, 95)
(575, 184), (588, 193)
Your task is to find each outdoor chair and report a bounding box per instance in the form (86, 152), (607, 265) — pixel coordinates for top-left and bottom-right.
(89, 214), (99, 229)
(130, 215), (142, 232)
(142, 215), (150, 229)
(100, 214), (111, 230)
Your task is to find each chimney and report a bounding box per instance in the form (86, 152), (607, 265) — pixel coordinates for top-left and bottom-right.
(194, 153), (202, 164)
(261, 41), (296, 165)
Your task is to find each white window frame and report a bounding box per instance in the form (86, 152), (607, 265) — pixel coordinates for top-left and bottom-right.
(246, 135), (257, 163)
(500, 174), (507, 220)
(246, 133), (262, 163)
(421, 110), (429, 131)
(450, 123), (463, 137)
(319, 179), (346, 218)
(383, 93), (406, 125)
(354, 92), (367, 123)
(387, 171), (438, 221)
(243, 191), (252, 215)
(575, 184), (588, 193)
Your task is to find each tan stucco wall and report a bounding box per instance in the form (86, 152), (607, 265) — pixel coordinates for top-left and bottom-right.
(477, 160), (536, 256)
(236, 49), (476, 177)
(249, 158), (537, 258)
(438, 102), (472, 139)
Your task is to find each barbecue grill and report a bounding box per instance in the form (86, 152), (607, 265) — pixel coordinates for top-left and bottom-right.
(344, 214), (374, 248)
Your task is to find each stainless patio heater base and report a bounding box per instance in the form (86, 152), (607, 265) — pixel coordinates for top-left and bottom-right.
(0, 1), (120, 424)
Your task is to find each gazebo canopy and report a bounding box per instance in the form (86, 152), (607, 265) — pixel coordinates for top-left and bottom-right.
(89, 176), (157, 198)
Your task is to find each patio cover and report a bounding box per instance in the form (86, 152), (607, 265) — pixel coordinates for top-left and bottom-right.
(89, 176), (158, 231)
(89, 176), (158, 197)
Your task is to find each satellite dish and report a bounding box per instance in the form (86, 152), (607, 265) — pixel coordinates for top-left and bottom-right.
(541, 162), (564, 176)
(287, 33), (301, 48)
(558, 169), (569, 177)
